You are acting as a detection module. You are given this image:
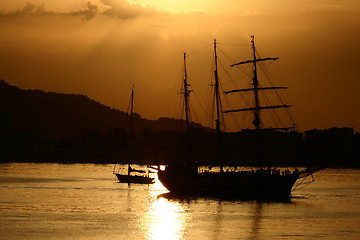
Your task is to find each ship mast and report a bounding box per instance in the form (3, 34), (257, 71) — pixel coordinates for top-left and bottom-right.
(183, 53), (192, 167)
(250, 36), (261, 130)
(213, 39), (224, 172)
(249, 36), (263, 167)
(226, 35), (288, 122)
(225, 35), (294, 122)
(225, 35), (292, 168)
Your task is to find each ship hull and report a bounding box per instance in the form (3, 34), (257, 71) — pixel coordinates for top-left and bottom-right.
(115, 173), (155, 184)
(158, 168), (298, 200)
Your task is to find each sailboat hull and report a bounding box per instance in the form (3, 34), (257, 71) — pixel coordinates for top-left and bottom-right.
(158, 169), (298, 200)
(115, 173), (155, 184)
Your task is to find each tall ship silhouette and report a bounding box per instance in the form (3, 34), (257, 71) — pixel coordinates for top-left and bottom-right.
(158, 36), (322, 200)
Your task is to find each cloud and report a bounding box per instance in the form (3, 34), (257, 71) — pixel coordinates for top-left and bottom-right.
(0, 1), (161, 21)
(71, 2), (99, 20)
(0, 2), (52, 18)
(101, 0), (145, 20)
(0, 2), (99, 21)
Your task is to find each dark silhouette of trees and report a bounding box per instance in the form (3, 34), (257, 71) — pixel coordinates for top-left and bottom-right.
(1, 80), (359, 168)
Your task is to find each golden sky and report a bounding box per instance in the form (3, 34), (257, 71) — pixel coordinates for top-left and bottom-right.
(0, 0), (360, 131)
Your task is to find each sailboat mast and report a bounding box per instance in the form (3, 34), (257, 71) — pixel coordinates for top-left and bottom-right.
(129, 87), (134, 137)
(183, 53), (192, 165)
(251, 35), (261, 130)
(128, 86), (134, 176)
(213, 39), (224, 172)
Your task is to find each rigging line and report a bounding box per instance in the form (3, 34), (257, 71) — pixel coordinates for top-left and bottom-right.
(264, 85), (297, 128)
(206, 89), (215, 129)
(178, 96), (186, 124)
(287, 108), (297, 128)
(217, 43), (252, 61)
(205, 49), (218, 129)
(219, 92), (227, 132)
(210, 89), (217, 129)
(233, 65), (253, 83)
(190, 91), (205, 124)
(205, 51), (222, 129)
(217, 57), (239, 86)
(221, 85), (242, 131)
(274, 60), (287, 90)
(260, 54), (287, 87)
(205, 54), (217, 129)
(209, 92), (218, 129)
(218, 43), (251, 47)
(217, 48), (253, 80)
(255, 47), (279, 65)
(260, 90), (285, 128)
(258, 61), (297, 128)
(188, 108), (193, 125)
(209, 84), (216, 128)
(189, 77), (207, 113)
(186, 43), (213, 57)
(257, 58), (291, 107)
(283, 107), (297, 130)
(193, 94), (206, 119)
(216, 56), (252, 108)
(257, 55), (288, 108)
(132, 96), (137, 132)
(176, 97), (182, 121)
(189, 101), (200, 124)
(204, 79), (213, 128)
(184, 79), (193, 124)
(292, 170), (323, 192)
(214, 81), (226, 132)
(174, 58), (189, 122)
(217, 46), (238, 62)
(124, 90), (133, 131)
(271, 110), (285, 129)
(164, 73), (183, 118)
(214, 51), (245, 93)
(208, 55), (228, 131)
(217, 45), (253, 76)
(212, 59), (237, 130)
(187, 75), (213, 127)
(258, 59), (280, 92)
(221, 85), (241, 131)
(205, 85), (226, 130)
(174, 83), (183, 120)
(176, 94), (184, 121)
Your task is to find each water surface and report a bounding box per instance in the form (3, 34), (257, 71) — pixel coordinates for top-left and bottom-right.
(1, 163), (359, 239)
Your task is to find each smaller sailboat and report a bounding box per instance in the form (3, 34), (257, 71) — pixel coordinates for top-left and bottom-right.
(114, 165), (155, 184)
(113, 87), (155, 184)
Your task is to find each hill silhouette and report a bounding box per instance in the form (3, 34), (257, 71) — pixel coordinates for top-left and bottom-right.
(0, 80), (359, 168)
(0, 79), (205, 141)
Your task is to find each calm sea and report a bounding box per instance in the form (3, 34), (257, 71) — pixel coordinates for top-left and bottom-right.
(1, 163), (359, 240)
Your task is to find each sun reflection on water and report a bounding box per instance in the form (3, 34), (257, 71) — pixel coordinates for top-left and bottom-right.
(143, 178), (190, 240)
(145, 197), (189, 240)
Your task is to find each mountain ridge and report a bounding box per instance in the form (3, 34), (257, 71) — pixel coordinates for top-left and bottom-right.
(0, 79), (206, 140)
(1, 80), (359, 168)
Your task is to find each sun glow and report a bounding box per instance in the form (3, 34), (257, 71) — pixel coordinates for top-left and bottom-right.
(127, 0), (208, 13)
